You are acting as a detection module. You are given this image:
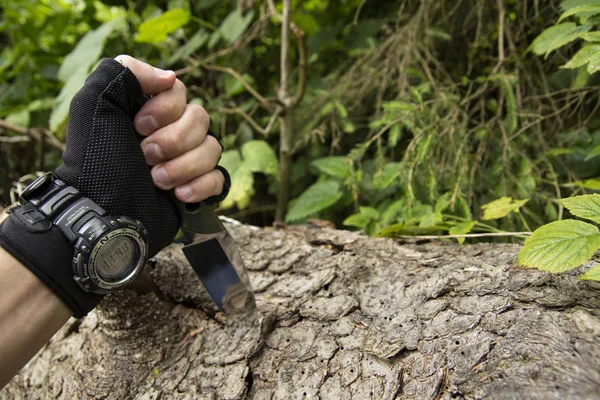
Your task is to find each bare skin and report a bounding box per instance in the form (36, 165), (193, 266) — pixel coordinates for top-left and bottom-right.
(0, 55), (224, 389)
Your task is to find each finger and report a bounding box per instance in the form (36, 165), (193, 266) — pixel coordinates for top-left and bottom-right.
(114, 54), (176, 95)
(134, 79), (187, 136)
(174, 169), (226, 203)
(151, 135), (222, 190)
(140, 103), (210, 165)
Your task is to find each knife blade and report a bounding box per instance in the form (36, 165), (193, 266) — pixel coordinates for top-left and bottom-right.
(172, 199), (258, 324)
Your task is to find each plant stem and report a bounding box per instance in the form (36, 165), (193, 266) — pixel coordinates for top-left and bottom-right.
(276, 113), (294, 222)
(395, 232), (531, 240)
(275, 0), (293, 222)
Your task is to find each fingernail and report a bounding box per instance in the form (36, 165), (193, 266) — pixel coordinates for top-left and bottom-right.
(142, 143), (163, 164)
(137, 115), (158, 135)
(154, 67), (173, 78)
(153, 167), (171, 187)
(177, 185), (192, 200)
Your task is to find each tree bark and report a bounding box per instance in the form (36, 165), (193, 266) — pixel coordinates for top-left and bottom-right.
(3, 222), (600, 399)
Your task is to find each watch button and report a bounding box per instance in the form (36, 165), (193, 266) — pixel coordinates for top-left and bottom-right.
(75, 253), (84, 274)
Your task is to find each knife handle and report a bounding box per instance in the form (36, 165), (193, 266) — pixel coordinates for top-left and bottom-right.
(169, 192), (225, 235)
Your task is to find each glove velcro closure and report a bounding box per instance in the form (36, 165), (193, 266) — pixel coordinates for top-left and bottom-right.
(0, 209), (103, 318)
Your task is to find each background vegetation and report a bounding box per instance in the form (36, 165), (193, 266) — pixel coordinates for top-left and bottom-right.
(2, 0), (600, 245)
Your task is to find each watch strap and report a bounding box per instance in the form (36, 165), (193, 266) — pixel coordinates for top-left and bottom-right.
(0, 213), (104, 318)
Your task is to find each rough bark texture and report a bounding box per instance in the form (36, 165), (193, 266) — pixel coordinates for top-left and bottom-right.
(3, 223), (600, 399)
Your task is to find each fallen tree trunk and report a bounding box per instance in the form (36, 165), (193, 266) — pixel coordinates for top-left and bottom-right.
(3, 222), (600, 399)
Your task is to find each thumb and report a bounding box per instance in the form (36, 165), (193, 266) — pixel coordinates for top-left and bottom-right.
(114, 54), (176, 95)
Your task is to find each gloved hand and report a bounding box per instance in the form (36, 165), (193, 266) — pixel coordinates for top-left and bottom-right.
(0, 56), (229, 317)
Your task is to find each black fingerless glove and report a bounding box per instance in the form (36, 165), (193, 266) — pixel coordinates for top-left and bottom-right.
(0, 58), (227, 318)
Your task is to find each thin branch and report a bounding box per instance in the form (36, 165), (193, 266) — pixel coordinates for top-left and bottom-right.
(219, 107), (280, 136)
(279, 0), (291, 103)
(393, 232), (531, 240)
(205, 64), (275, 112)
(290, 32), (307, 108)
(492, 0), (505, 73)
(267, 0), (307, 108)
(0, 135), (30, 143)
(0, 119), (65, 152)
(264, 107), (282, 133)
(174, 14), (269, 76)
(354, 0), (367, 24)
(267, 0), (299, 32)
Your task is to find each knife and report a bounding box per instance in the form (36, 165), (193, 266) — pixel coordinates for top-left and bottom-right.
(133, 95), (258, 323)
(171, 198), (259, 324)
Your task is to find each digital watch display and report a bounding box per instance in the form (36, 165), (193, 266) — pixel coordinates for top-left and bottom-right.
(19, 172), (149, 294)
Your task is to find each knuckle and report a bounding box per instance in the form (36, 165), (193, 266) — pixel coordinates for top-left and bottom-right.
(162, 95), (179, 116)
(159, 128), (184, 157)
(188, 103), (210, 127)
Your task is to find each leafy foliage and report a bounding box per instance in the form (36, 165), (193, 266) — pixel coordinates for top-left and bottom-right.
(286, 180), (343, 222)
(136, 9), (190, 43)
(519, 195), (600, 280)
(481, 197), (529, 220)
(2, 0), (600, 253)
(519, 219), (600, 273)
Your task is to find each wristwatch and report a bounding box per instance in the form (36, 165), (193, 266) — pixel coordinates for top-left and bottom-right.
(18, 172), (149, 294)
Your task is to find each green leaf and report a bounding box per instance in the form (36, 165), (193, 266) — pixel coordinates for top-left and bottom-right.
(382, 101), (416, 113)
(501, 77), (518, 134)
(529, 23), (591, 57)
(579, 31), (600, 41)
(293, 12), (319, 35)
(166, 29), (209, 66)
(481, 197), (529, 220)
(373, 162), (403, 189)
(585, 144), (600, 160)
(558, 4), (600, 22)
(360, 206), (380, 220)
(562, 44), (600, 70)
(219, 150), (254, 209)
(6, 108), (30, 127)
(562, 0), (600, 12)
(419, 211), (443, 227)
(50, 67), (90, 132)
(449, 221), (477, 244)
(219, 150), (243, 172)
(518, 220), (600, 272)
(241, 140), (279, 176)
(343, 213), (371, 229)
(435, 192), (452, 213)
(545, 148), (577, 157)
(219, 10), (255, 44)
(58, 18), (119, 82)
(286, 180), (343, 222)
(580, 264), (600, 281)
(389, 124), (402, 147)
(574, 179), (600, 190)
(311, 157), (351, 179)
(381, 199), (406, 226)
(560, 194), (600, 223)
(136, 9), (191, 43)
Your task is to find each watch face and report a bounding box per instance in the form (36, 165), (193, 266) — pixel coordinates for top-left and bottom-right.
(95, 236), (139, 281)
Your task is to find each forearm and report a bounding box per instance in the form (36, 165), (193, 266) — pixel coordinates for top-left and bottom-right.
(0, 246), (71, 389)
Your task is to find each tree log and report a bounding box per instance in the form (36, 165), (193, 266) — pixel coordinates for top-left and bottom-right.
(3, 222), (600, 399)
